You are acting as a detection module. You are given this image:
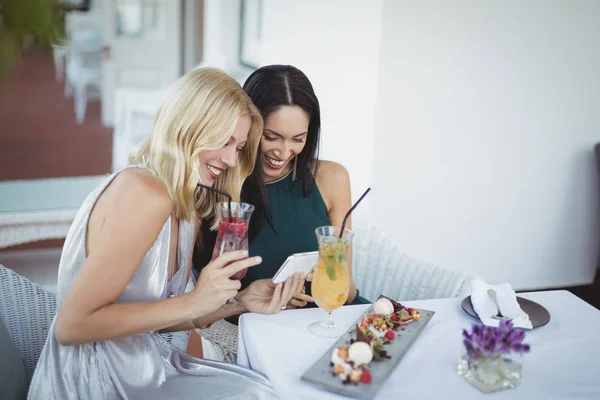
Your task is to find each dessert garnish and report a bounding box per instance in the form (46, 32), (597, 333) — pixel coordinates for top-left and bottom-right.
(330, 343), (373, 384)
(329, 295), (421, 384)
(348, 341), (373, 365)
(373, 297), (394, 315)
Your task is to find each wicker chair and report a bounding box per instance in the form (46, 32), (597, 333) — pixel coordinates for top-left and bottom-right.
(0, 264), (57, 375)
(195, 216), (474, 363)
(351, 218), (473, 302)
(196, 319), (239, 364)
(0, 264), (190, 378)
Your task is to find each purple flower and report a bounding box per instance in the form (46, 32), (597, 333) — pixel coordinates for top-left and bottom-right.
(462, 321), (531, 362)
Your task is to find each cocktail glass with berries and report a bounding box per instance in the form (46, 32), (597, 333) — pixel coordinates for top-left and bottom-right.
(212, 202), (254, 281)
(309, 226), (354, 337)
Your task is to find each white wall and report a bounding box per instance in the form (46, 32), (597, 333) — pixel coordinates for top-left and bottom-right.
(260, 0), (384, 199)
(372, 0), (600, 289)
(195, 0), (599, 290)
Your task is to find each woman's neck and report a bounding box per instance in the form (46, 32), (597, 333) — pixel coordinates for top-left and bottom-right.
(264, 164), (293, 184)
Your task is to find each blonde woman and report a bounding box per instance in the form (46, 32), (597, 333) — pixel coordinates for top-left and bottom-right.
(27, 68), (301, 399)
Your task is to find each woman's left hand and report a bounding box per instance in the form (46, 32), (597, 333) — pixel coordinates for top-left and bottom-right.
(285, 285), (314, 309)
(305, 269), (314, 282)
(285, 267), (315, 309)
(237, 273), (305, 314)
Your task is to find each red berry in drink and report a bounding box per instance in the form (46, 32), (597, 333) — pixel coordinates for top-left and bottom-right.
(384, 331), (395, 341)
(218, 222), (227, 236)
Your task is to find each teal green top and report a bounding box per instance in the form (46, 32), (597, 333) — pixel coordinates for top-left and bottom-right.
(244, 169), (370, 305)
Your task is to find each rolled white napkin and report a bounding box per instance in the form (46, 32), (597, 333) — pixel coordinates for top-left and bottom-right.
(470, 278), (533, 329)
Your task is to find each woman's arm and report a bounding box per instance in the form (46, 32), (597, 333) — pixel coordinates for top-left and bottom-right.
(160, 303), (246, 333)
(316, 160), (358, 303)
(54, 170), (253, 345)
(54, 170), (200, 344)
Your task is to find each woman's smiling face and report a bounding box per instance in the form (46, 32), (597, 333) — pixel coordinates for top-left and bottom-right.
(260, 105), (310, 181)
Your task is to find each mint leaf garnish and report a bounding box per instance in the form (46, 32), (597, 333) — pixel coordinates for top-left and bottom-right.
(326, 263), (337, 280)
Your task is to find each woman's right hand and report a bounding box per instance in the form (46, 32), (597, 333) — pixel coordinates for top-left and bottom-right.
(190, 250), (262, 317)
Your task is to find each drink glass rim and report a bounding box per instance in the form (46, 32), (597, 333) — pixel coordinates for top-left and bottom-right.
(216, 201), (255, 211)
(315, 225), (354, 238)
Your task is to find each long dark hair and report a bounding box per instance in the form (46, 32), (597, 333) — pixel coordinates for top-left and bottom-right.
(242, 65), (322, 235)
(193, 65), (322, 277)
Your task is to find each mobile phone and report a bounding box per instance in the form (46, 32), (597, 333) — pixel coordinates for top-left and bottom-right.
(272, 251), (318, 284)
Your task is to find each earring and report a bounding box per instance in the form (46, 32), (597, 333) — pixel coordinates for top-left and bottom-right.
(292, 156), (298, 181)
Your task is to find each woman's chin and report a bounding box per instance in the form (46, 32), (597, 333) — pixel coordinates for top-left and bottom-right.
(198, 174), (216, 187)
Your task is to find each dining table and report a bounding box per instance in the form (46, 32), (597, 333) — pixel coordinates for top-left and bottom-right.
(238, 290), (600, 399)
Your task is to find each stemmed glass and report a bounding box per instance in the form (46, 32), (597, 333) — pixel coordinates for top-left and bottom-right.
(308, 226), (354, 337)
(211, 202), (254, 303)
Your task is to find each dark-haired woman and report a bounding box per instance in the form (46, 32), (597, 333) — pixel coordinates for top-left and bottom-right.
(194, 65), (369, 310)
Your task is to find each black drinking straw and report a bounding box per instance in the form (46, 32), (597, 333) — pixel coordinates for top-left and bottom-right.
(197, 183), (233, 222)
(339, 188), (371, 238)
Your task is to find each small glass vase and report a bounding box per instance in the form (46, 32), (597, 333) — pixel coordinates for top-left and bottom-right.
(457, 353), (523, 393)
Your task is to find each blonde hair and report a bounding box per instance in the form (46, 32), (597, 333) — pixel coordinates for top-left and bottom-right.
(132, 68), (263, 225)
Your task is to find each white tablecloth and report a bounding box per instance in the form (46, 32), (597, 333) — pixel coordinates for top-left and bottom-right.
(238, 291), (600, 399)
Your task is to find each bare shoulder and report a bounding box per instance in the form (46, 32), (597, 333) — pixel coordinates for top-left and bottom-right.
(315, 160), (351, 209)
(315, 160), (350, 186)
(95, 168), (173, 220)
